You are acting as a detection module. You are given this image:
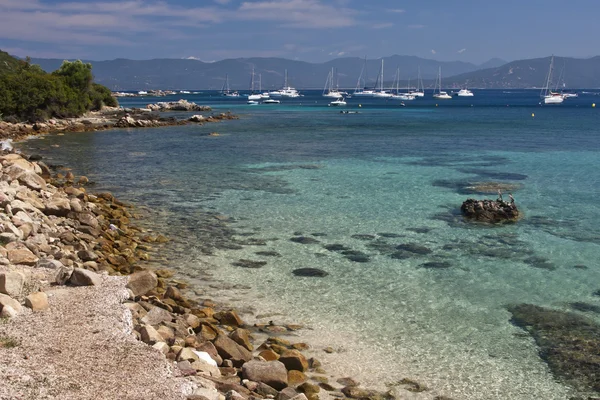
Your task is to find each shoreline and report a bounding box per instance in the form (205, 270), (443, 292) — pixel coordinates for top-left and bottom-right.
(0, 117), (418, 399)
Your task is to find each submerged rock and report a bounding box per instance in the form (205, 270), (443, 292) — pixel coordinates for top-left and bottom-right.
(290, 236), (320, 245)
(232, 259), (267, 269)
(292, 268), (329, 278)
(460, 198), (519, 223)
(508, 303), (600, 394)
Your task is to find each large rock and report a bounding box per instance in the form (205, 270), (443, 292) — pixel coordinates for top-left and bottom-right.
(230, 328), (253, 351)
(18, 171), (47, 191)
(68, 268), (102, 286)
(213, 333), (252, 367)
(0, 293), (22, 313)
(140, 324), (164, 345)
(140, 305), (173, 325)
(44, 198), (71, 216)
(6, 243), (38, 265)
(25, 292), (49, 311)
(0, 271), (26, 297)
(242, 360), (288, 390)
(461, 198), (519, 223)
(278, 350), (309, 372)
(126, 270), (158, 296)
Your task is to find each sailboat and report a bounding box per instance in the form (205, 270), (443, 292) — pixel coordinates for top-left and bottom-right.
(408, 67), (425, 97)
(323, 68), (345, 98)
(390, 68), (415, 101)
(248, 68), (262, 100)
(353, 57), (376, 97)
(432, 67), (451, 99)
(269, 69), (300, 98)
(221, 74), (239, 97)
(541, 55), (564, 104)
(372, 59), (393, 98)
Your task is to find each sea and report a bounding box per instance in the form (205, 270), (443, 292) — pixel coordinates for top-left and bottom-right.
(18, 89), (600, 399)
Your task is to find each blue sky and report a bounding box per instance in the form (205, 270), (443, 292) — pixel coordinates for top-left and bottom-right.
(0, 0), (597, 63)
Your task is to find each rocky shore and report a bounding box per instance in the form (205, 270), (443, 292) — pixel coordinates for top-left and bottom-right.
(0, 148), (412, 399)
(0, 100), (235, 143)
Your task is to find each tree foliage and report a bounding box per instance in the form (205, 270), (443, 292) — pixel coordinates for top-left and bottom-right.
(0, 53), (118, 122)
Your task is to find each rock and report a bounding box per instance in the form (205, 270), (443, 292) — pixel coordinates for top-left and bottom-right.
(229, 328), (253, 351)
(508, 303), (600, 393)
(0, 293), (22, 314)
(126, 270), (158, 296)
(6, 243), (38, 265)
(76, 212), (99, 229)
(419, 261), (452, 269)
(287, 370), (307, 386)
(54, 266), (73, 285)
(44, 198), (71, 216)
(195, 341), (222, 366)
(297, 382), (320, 400)
(278, 350), (309, 372)
(242, 360), (288, 390)
(140, 325), (164, 345)
(165, 285), (184, 301)
(214, 310), (244, 327)
(232, 259), (267, 269)
(213, 333), (252, 367)
(461, 198), (519, 223)
(77, 249), (99, 262)
(290, 236), (320, 245)
(276, 387), (299, 400)
(225, 390), (245, 400)
(18, 172), (47, 191)
(292, 268), (329, 277)
(153, 341), (170, 354)
(189, 115), (205, 122)
(255, 382), (279, 397)
(178, 347), (200, 362)
(259, 349), (279, 361)
(25, 292), (49, 311)
(0, 304), (18, 318)
(141, 305), (173, 325)
(68, 268), (102, 286)
(191, 357), (222, 377)
(341, 386), (384, 399)
(147, 99), (210, 112)
(395, 243), (432, 255)
(0, 271), (26, 297)
(36, 258), (65, 269)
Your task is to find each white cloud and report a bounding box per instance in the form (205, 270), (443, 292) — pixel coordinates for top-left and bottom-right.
(387, 8), (405, 13)
(431, 49), (436, 55)
(457, 48), (467, 54)
(407, 24), (425, 29)
(328, 51), (346, 56)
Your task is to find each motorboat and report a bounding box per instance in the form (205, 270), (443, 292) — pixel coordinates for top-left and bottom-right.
(262, 99), (280, 104)
(456, 88), (474, 97)
(269, 69), (300, 98)
(247, 100), (259, 105)
(329, 97), (347, 106)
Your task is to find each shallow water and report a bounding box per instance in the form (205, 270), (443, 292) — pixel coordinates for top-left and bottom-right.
(20, 90), (600, 399)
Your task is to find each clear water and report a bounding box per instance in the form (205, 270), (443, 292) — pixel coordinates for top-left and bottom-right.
(20, 90), (600, 399)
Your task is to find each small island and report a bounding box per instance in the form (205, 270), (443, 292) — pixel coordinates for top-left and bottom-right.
(460, 193), (520, 223)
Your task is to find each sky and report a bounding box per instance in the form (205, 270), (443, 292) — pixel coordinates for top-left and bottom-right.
(0, 0), (598, 64)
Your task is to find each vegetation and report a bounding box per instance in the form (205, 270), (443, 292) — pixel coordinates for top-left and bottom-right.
(0, 50), (117, 122)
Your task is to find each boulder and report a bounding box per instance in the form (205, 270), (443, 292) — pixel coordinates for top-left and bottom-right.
(230, 328), (253, 351)
(6, 243), (38, 265)
(214, 310), (244, 327)
(126, 270), (158, 296)
(177, 347), (200, 362)
(68, 268), (102, 286)
(279, 350), (309, 372)
(0, 271), (26, 297)
(0, 293), (22, 313)
(461, 198), (519, 223)
(0, 304), (18, 318)
(25, 292), (49, 311)
(140, 305), (173, 326)
(242, 360), (288, 390)
(140, 324), (164, 345)
(44, 198), (71, 216)
(152, 341), (170, 354)
(18, 172), (46, 191)
(213, 333), (252, 367)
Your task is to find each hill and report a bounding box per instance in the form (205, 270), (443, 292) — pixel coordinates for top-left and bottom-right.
(29, 55), (483, 91)
(444, 56), (600, 89)
(0, 50), (23, 75)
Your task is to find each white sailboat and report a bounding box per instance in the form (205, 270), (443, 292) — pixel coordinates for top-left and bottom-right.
(269, 69), (300, 98)
(323, 68), (346, 98)
(372, 59), (393, 98)
(541, 55), (564, 105)
(248, 67), (262, 100)
(390, 68), (416, 101)
(353, 57), (376, 97)
(408, 67), (425, 97)
(221, 74), (239, 97)
(258, 74), (270, 98)
(432, 67), (451, 99)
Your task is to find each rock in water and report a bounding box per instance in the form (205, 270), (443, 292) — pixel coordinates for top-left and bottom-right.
(292, 268), (329, 277)
(460, 198), (519, 223)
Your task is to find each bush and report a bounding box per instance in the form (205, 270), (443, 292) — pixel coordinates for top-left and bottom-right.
(0, 55), (118, 121)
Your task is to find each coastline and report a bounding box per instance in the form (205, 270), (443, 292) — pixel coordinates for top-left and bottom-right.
(0, 115), (416, 400)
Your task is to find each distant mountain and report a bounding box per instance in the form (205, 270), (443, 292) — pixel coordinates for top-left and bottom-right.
(28, 55), (484, 91)
(442, 56), (600, 89)
(25, 54), (600, 90)
(478, 58), (507, 69)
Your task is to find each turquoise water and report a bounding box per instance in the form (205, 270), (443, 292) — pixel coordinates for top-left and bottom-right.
(20, 90), (600, 399)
